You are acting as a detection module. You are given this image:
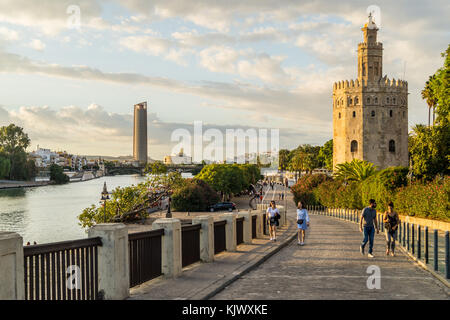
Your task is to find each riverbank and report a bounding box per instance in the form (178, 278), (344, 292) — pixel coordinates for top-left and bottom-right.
(0, 180), (50, 190)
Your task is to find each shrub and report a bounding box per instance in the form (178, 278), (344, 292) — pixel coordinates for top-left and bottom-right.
(291, 174), (329, 206)
(360, 166), (408, 211)
(394, 176), (449, 221)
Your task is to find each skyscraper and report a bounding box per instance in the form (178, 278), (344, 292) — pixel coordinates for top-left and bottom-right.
(133, 102), (148, 164)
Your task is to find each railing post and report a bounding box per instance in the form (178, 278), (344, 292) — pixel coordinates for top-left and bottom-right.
(398, 221), (401, 243)
(238, 211), (252, 244)
(255, 212), (264, 238)
(88, 223), (129, 299)
(425, 227), (429, 264)
(407, 223), (410, 251)
(417, 225), (421, 260)
(222, 213), (237, 252)
(411, 224), (415, 255)
(402, 222), (406, 247)
(192, 216), (214, 263)
(0, 232), (24, 300)
(445, 231), (449, 279)
(150, 219), (182, 279)
(434, 230), (438, 272)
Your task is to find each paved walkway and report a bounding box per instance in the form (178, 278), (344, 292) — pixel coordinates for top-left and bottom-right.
(211, 214), (450, 300)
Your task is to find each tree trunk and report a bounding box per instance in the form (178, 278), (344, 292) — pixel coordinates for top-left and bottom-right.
(428, 107), (431, 127)
(433, 106), (435, 125)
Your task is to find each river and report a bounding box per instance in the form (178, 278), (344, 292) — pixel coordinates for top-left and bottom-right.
(0, 175), (148, 244)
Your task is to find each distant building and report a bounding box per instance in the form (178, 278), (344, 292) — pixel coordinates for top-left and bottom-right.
(332, 14), (408, 170)
(164, 148), (192, 165)
(133, 102), (148, 164)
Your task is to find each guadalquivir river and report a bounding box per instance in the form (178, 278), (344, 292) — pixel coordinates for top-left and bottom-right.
(0, 175), (147, 244)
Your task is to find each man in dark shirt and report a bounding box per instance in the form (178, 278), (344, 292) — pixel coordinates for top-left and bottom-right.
(359, 199), (380, 258)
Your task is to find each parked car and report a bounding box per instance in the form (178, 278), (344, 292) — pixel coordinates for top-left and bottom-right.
(208, 202), (236, 212)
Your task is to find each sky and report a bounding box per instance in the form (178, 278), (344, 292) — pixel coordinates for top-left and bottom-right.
(0, 0), (448, 160)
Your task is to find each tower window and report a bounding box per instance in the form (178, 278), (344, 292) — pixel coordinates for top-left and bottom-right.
(371, 110), (375, 117)
(393, 98), (396, 104)
(387, 97), (390, 104)
(390, 110), (393, 117)
(352, 111), (356, 118)
(403, 111), (406, 118)
(389, 140), (396, 153)
(349, 98), (352, 105)
(339, 112), (341, 119)
(355, 97), (359, 105)
(374, 97), (378, 104)
(351, 140), (358, 153)
(367, 97), (371, 104)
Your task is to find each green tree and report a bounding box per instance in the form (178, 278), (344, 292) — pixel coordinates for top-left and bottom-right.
(49, 164), (69, 184)
(0, 124), (32, 180)
(318, 139), (333, 171)
(278, 149), (291, 171)
(145, 161), (168, 175)
(334, 159), (377, 182)
(0, 156), (11, 179)
(409, 124), (449, 180)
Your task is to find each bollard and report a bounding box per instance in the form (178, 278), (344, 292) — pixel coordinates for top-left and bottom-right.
(445, 231), (449, 279)
(418, 225), (421, 260)
(434, 230), (438, 272)
(425, 227), (429, 264)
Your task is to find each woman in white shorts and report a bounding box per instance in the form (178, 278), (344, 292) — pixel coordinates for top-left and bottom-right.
(266, 200), (280, 241)
(297, 201), (310, 245)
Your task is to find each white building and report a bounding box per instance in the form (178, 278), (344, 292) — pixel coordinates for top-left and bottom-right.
(163, 148), (192, 165)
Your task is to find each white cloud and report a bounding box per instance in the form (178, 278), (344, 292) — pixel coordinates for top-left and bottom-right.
(0, 26), (20, 41)
(28, 39), (46, 51)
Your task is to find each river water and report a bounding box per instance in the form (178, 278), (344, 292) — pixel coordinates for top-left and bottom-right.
(0, 175), (147, 244)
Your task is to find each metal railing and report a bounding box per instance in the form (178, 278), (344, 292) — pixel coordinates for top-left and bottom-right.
(252, 215), (257, 239)
(236, 217), (244, 245)
(307, 205), (450, 280)
(128, 229), (164, 288)
(23, 237), (102, 300)
(181, 224), (201, 267)
(262, 213), (267, 235)
(214, 220), (227, 254)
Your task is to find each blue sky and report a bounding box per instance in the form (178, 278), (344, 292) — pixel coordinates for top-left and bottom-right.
(0, 0), (449, 159)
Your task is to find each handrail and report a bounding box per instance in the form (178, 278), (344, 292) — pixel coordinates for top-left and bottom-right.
(214, 220), (227, 227)
(24, 237), (102, 256)
(181, 223), (201, 232)
(128, 229), (164, 241)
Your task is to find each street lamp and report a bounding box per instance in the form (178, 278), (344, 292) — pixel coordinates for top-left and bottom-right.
(100, 181), (110, 223)
(166, 193), (172, 218)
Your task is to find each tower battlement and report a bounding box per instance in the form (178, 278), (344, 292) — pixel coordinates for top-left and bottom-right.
(333, 78), (408, 91)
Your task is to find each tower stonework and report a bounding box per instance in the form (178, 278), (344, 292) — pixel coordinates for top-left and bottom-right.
(133, 102), (148, 164)
(332, 15), (408, 170)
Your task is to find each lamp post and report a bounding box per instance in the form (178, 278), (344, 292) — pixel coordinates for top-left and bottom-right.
(100, 181), (110, 223)
(165, 190), (173, 218)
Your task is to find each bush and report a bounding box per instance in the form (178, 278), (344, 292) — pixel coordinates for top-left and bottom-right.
(360, 166), (408, 211)
(314, 180), (363, 209)
(291, 174), (329, 206)
(49, 164), (69, 184)
(394, 176), (449, 221)
(171, 178), (219, 212)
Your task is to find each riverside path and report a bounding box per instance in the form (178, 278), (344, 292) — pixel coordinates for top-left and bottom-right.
(211, 193), (450, 300)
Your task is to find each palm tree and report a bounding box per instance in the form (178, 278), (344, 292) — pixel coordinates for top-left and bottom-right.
(334, 159), (377, 182)
(421, 75), (437, 126)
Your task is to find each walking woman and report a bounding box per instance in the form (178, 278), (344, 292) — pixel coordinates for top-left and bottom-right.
(266, 200), (280, 241)
(383, 201), (400, 256)
(296, 201), (310, 245)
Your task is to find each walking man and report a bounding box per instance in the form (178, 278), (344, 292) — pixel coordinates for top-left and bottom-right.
(359, 199), (379, 258)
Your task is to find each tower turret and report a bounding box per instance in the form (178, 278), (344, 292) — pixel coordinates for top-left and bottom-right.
(358, 13), (383, 83)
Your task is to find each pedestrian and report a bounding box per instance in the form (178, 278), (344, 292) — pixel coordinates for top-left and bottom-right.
(296, 201), (310, 245)
(359, 199), (380, 258)
(383, 201), (400, 256)
(281, 192), (284, 200)
(266, 200), (280, 241)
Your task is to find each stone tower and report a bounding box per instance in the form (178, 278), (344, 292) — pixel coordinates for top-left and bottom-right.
(133, 102), (148, 164)
(332, 14), (408, 170)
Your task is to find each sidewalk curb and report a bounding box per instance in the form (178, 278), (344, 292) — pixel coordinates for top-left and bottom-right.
(201, 219), (298, 300)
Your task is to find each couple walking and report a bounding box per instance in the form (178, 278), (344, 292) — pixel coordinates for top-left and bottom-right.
(265, 200), (310, 245)
(360, 199), (400, 258)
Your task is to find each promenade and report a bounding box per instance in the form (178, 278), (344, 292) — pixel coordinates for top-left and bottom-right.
(212, 214), (450, 300)
(130, 185), (449, 300)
